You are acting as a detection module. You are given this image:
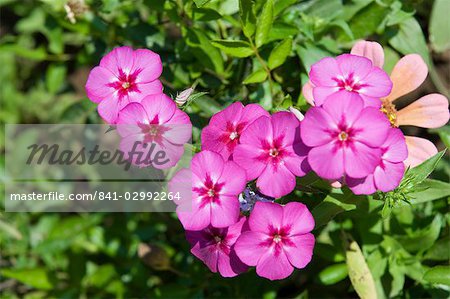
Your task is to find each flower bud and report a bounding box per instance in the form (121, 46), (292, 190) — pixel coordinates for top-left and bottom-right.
(289, 106), (304, 121)
(137, 243), (171, 270)
(175, 87), (194, 106)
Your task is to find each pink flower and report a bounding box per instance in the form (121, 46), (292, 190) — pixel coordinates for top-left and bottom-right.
(85, 46), (163, 124)
(170, 150), (247, 230)
(347, 128), (408, 194)
(301, 94), (391, 180)
(234, 202), (315, 281)
(350, 40), (450, 167)
(186, 217), (248, 277)
(201, 102), (269, 160)
(233, 112), (310, 198)
(116, 93), (191, 169)
(303, 53), (392, 108)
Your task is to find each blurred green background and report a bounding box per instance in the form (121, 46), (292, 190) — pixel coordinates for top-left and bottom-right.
(0, 0), (449, 298)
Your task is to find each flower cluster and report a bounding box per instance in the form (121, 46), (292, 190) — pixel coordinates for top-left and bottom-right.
(85, 46), (192, 169)
(86, 41), (448, 281)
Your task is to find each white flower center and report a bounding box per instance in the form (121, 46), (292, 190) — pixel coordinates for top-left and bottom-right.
(230, 131), (239, 140)
(273, 234), (282, 243)
(269, 148), (279, 157)
(207, 189), (215, 197)
(338, 131), (348, 141)
(122, 82), (131, 89)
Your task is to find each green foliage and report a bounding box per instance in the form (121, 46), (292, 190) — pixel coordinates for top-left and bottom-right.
(0, 0), (449, 298)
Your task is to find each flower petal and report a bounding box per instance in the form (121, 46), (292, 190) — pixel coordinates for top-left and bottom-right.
(404, 136), (438, 168)
(300, 107), (336, 147)
(387, 54), (428, 102)
(322, 91), (364, 127)
(308, 142), (344, 180)
(350, 40), (385, 68)
(336, 54), (373, 82)
(284, 145), (310, 177)
(85, 66), (117, 103)
(312, 86), (339, 106)
(140, 94), (176, 124)
(209, 102), (244, 130)
(359, 94), (382, 108)
(239, 115), (273, 147)
(283, 233), (315, 269)
(117, 102), (148, 125)
(382, 128), (408, 163)
(217, 161), (246, 196)
(302, 81), (315, 106)
(256, 248), (293, 280)
(374, 161), (405, 192)
(310, 57), (341, 87)
(249, 202), (283, 233)
(234, 231), (268, 266)
(352, 107), (391, 148)
(190, 242), (219, 273)
(100, 46), (134, 75)
(358, 67), (392, 98)
(97, 93), (122, 124)
(346, 174), (377, 195)
(132, 49), (163, 83)
(257, 163), (296, 198)
(210, 195), (240, 228)
(343, 141), (382, 179)
(282, 202), (315, 235)
(191, 151), (224, 184)
(217, 250), (248, 277)
(240, 103), (270, 125)
(397, 94), (450, 128)
(129, 80), (163, 102)
(177, 197), (211, 231)
(271, 111), (300, 147)
(233, 144), (267, 180)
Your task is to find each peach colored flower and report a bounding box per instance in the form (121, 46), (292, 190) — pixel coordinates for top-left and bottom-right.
(303, 41), (449, 167)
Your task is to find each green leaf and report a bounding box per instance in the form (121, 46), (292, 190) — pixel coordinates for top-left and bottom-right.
(407, 150), (446, 185)
(194, 95), (222, 117)
(1, 268), (53, 290)
(185, 28), (224, 74)
(423, 266), (450, 286)
(389, 263), (405, 297)
(345, 238), (377, 299)
(312, 192), (362, 229)
(255, 0), (274, 48)
(408, 179), (450, 204)
(424, 237), (450, 261)
(345, 2), (387, 40)
(389, 17), (431, 66)
(0, 218), (22, 240)
(367, 250), (387, 279)
(267, 22), (297, 43)
(429, 0), (450, 52)
(319, 263), (348, 285)
(210, 40), (254, 58)
(268, 38), (292, 70)
(193, 0), (211, 8)
(46, 64), (67, 94)
(239, 0), (256, 38)
(396, 215), (442, 253)
(243, 69), (267, 84)
(193, 8), (222, 21)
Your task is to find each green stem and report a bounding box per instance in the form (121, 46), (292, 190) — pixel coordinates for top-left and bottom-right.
(248, 39), (274, 97)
